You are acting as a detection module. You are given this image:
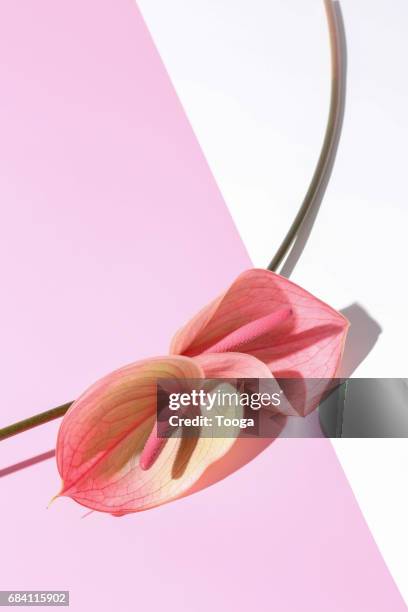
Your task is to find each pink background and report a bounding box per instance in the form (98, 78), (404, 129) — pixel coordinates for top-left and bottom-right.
(0, 2), (405, 610)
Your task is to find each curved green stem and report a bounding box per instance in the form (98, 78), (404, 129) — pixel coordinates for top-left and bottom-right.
(0, 403), (72, 441)
(268, 0), (344, 272)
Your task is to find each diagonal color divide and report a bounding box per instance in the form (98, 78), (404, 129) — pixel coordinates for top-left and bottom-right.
(0, 1), (405, 610)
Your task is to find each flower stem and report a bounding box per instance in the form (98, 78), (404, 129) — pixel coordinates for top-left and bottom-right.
(268, 0), (345, 272)
(0, 403), (72, 441)
(0, 0), (345, 442)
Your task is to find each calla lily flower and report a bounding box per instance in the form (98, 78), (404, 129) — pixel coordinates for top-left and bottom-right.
(55, 269), (349, 514)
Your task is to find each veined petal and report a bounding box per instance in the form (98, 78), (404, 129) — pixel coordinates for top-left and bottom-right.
(170, 268), (349, 381)
(55, 356), (234, 514)
(194, 352), (329, 418)
(194, 351), (273, 379)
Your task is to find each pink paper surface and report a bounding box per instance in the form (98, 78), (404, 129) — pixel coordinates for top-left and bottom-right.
(0, 2), (405, 610)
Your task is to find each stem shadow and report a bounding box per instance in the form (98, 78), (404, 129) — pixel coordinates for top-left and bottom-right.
(0, 449), (55, 479)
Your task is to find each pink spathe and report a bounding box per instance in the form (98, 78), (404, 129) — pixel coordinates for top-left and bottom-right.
(0, 1), (405, 611)
(55, 268), (348, 506)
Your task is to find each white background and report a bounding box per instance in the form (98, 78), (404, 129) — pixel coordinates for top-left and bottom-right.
(137, 0), (408, 602)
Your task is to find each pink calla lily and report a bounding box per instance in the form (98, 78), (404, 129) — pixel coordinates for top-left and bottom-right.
(55, 269), (349, 514)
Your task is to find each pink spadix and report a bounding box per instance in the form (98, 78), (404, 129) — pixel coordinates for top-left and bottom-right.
(139, 307), (293, 471)
(202, 307), (293, 354)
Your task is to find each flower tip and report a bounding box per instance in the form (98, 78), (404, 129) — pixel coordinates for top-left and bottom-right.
(46, 492), (60, 509)
(47, 480), (65, 508)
